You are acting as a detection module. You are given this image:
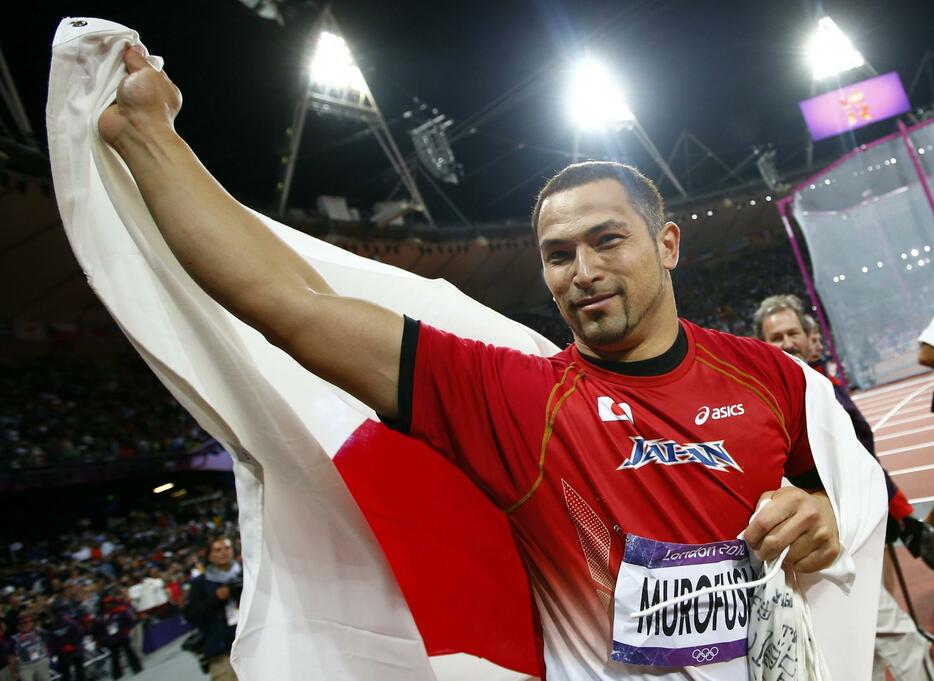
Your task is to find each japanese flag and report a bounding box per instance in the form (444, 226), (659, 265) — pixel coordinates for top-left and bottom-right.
(47, 17), (549, 681)
(47, 17), (884, 681)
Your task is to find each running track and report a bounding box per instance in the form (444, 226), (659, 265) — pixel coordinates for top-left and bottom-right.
(852, 372), (934, 631)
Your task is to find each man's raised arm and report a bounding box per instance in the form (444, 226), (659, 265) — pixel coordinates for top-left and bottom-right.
(99, 46), (404, 417)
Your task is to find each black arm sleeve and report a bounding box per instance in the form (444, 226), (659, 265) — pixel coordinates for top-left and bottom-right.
(378, 315), (419, 434)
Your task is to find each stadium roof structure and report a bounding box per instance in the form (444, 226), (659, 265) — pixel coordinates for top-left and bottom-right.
(1, 1), (932, 352)
(3, 1), (932, 219)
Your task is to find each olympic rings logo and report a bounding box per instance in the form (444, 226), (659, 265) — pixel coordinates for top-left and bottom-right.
(691, 647), (719, 663)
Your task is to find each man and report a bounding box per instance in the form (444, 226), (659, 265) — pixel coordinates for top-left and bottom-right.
(755, 294), (933, 681)
(183, 537), (240, 681)
(920, 317), (934, 531)
(802, 314), (824, 364)
(98, 46), (867, 680)
(46, 603), (84, 681)
(755, 297), (878, 452)
(91, 595), (141, 680)
(9, 614), (49, 681)
(755, 295), (910, 509)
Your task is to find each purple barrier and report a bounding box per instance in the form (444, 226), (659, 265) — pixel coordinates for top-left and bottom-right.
(143, 614), (193, 654)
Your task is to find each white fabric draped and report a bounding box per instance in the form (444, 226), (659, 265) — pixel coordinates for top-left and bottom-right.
(46, 17), (884, 681)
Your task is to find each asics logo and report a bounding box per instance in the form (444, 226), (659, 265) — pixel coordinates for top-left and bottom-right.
(692, 646), (719, 663)
(695, 403), (744, 425)
(597, 396), (634, 423)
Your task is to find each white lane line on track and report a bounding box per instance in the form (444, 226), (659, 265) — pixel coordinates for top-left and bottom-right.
(871, 379), (934, 431)
(874, 424), (934, 442)
(860, 397), (928, 416)
(861, 391), (930, 408)
(853, 373), (934, 401)
(861, 403), (931, 419)
(889, 463), (934, 477)
(859, 390), (932, 412)
(878, 441), (934, 457)
(909, 495), (934, 504)
(874, 413), (934, 431)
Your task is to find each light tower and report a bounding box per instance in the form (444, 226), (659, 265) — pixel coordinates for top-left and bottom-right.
(276, 7), (433, 225)
(802, 15), (877, 167)
(568, 58), (687, 198)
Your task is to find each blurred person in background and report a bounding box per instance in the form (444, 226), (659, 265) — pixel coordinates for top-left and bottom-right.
(92, 594), (141, 679)
(3, 594), (23, 638)
(9, 613), (49, 681)
(920, 315), (934, 526)
(138, 567), (169, 617)
(183, 537), (240, 681)
(0, 621), (13, 681)
(803, 313), (825, 364)
(756, 294), (933, 681)
(46, 603), (84, 681)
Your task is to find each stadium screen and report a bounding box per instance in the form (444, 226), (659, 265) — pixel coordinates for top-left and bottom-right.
(799, 72), (911, 142)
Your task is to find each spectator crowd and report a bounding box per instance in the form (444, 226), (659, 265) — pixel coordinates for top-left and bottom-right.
(0, 359), (208, 471)
(0, 491), (238, 680)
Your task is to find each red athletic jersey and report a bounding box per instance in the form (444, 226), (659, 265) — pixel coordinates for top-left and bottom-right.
(401, 319), (816, 680)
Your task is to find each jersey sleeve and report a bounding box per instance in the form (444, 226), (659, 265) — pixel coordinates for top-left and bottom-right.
(755, 342), (820, 485)
(786, 384), (819, 485)
(383, 317), (557, 508)
(769, 348), (822, 480)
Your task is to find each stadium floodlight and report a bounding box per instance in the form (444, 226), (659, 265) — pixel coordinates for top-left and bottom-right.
(567, 57), (686, 197)
(806, 17), (865, 81)
(569, 58), (634, 130)
(309, 31), (367, 93)
(277, 7), (433, 225)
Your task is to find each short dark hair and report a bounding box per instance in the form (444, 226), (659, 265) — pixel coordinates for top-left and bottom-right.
(205, 535), (232, 558)
(530, 161), (665, 237)
(753, 294), (807, 340)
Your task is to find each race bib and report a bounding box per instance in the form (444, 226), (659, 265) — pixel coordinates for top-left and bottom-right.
(612, 534), (755, 667)
(107, 622), (119, 636)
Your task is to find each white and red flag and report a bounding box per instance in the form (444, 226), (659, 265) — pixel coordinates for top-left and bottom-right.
(47, 17), (548, 681)
(47, 18), (884, 681)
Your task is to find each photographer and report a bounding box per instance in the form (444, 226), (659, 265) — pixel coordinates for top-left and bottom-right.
(183, 537), (240, 681)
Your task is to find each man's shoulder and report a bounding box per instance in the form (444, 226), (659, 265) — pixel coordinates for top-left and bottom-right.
(686, 320), (804, 385)
(688, 321), (789, 364)
(417, 319), (569, 373)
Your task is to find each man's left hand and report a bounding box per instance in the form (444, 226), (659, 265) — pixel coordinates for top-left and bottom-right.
(743, 487), (840, 573)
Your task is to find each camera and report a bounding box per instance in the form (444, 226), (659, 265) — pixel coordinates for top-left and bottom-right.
(180, 630), (209, 673)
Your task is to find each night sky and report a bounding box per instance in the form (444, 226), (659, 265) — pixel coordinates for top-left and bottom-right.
(3, 0), (933, 222)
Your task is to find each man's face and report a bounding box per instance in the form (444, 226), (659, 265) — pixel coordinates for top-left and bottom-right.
(761, 309), (809, 359)
(208, 539), (233, 568)
(807, 330), (824, 363)
(537, 179), (679, 354)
